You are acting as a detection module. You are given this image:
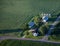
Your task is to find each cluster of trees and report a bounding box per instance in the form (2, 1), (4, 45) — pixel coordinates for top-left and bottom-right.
(39, 23), (49, 35)
(51, 22), (60, 35)
(50, 22), (60, 41)
(34, 15), (42, 27)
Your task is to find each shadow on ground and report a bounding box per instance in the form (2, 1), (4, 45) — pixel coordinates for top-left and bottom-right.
(0, 29), (22, 34)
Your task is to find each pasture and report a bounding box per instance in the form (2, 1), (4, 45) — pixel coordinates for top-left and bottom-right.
(0, 0), (60, 29)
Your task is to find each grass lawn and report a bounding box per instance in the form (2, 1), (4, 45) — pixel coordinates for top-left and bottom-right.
(0, 0), (60, 29)
(0, 39), (60, 46)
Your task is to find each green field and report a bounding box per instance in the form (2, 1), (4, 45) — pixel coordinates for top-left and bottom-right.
(0, 0), (60, 29)
(0, 39), (60, 46)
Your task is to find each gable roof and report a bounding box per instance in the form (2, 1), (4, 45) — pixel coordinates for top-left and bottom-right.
(33, 33), (38, 36)
(28, 22), (35, 28)
(42, 16), (48, 21)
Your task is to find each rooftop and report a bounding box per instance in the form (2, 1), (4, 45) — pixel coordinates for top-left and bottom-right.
(42, 16), (48, 22)
(33, 33), (38, 36)
(28, 22), (35, 28)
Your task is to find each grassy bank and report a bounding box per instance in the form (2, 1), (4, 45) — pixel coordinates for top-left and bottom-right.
(0, 39), (60, 46)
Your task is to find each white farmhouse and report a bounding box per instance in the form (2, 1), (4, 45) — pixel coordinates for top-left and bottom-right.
(33, 33), (38, 36)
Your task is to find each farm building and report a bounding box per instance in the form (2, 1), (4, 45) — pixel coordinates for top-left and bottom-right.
(33, 33), (38, 36)
(42, 16), (48, 22)
(41, 13), (51, 22)
(28, 22), (35, 28)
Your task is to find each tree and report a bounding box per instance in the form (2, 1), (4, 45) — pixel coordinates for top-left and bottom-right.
(21, 23), (29, 30)
(23, 31), (29, 35)
(34, 16), (41, 26)
(39, 24), (49, 35)
(51, 22), (60, 35)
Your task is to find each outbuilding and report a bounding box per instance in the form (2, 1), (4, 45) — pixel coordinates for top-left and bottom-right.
(42, 16), (48, 22)
(28, 22), (35, 28)
(33, 33), (38, 36)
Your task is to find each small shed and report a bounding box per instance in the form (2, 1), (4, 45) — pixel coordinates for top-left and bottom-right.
(42, 16), (48, 22)
(28, 22), (35, 28)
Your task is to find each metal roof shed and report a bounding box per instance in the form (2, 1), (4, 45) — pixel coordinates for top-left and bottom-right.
(28, 22), (35, 28)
